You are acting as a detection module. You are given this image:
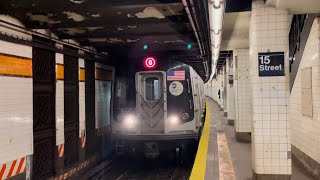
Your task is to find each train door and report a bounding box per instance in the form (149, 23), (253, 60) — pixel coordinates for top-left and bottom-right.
(136, 72), (167, 134)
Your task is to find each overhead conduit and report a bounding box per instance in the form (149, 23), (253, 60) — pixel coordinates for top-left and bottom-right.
(207, 0), (225, 82)
(182, 0), (211, 80)
(182, 0), (204, 56)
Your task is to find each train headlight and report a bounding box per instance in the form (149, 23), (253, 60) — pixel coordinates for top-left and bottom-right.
(123, 114), (137, 128)
(168, 115), (179, 125)
(181, 113), (189, 120)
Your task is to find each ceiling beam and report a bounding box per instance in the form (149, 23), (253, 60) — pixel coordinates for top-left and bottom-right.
(92, 44), (199, 54)
(59, 31), (195, 40)
(106, 0), (181, 6)
(27, 18), (190, 29)
(90, 42), (199, 50)
(126, 50), (200, 58)
(7, 1), (182, 13)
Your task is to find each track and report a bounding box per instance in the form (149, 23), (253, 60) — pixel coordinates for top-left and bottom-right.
(83, 154), (192, 180)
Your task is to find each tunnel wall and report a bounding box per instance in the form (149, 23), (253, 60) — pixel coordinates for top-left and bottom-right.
(205, 71), (225, 107)
(0, 15), (114, 180)
(226, 57), (236, 122)
(0, 15), (32, 180)
(289, 17), (320, 174)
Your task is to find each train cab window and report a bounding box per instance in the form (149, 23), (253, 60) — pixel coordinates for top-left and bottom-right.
(145, 77), (160, 101)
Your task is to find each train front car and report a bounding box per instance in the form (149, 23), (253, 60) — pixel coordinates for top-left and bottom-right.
(113, 62), (205, 158)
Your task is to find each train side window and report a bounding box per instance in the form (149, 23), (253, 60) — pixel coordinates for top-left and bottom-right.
(145, 77), (160, 101)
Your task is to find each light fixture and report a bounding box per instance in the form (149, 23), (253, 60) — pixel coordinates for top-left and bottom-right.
(123, 114), (137, 128)
(213, 47), (220, 56)
(214, 8), (223, 33)
(214, 0), (221, 7)
(168, 115), (179, 125)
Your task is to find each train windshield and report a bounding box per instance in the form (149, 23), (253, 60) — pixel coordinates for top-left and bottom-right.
(145, 77), (160, 101)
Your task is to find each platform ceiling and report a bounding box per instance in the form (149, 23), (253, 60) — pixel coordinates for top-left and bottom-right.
(0, 0), (251, 80)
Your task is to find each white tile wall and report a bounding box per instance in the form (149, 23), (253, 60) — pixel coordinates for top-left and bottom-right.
(79, 58), (86, 137)
(0, 36), (33, 166)
(226, 58), (236, 120)
(216, 73), (220, 105)
(290, 18), (320, 164)
(210, 79), (216, 101)
(0, 41), (32, 59)
(223, 66), (227, 112)
(250, 0), (291, 175)
(0, 16), (33, 165)
(56, 53), (64, 146)
(0, 77), (33, 165)
(218, 72), (224, 107)
(234, 49), (252, 132)
(213, 77), (219, 102)
(205, 76), (220, 103)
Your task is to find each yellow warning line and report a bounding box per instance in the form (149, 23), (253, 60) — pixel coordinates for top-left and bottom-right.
(189, 102), (211, 180)
(217, 132), (235, 180)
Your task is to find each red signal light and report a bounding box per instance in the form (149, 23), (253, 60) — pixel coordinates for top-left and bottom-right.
(144, 57), (156, 68)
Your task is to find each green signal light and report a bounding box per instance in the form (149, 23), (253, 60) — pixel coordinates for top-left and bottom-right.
(143, 45), (148, 50)
(187, 44), (192, 49)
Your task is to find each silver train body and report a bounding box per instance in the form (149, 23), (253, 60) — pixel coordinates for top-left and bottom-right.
(112, 65), (205, 157)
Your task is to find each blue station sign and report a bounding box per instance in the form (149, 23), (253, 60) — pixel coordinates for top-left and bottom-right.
(258, 52), (285, 76)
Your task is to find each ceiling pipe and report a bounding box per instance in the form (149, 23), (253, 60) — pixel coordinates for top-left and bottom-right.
(192, 0), (212, 80)
(182, 0), (211, 79)
(0, 19), (107, 59)
(182, 0), (204, 56)
(206, 0), (225, 83)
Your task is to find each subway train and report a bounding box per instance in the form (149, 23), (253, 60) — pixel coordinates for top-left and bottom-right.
(112, 57), (206, 158)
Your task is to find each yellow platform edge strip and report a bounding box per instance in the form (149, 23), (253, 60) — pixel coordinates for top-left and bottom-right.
(189, 101), (211, 180)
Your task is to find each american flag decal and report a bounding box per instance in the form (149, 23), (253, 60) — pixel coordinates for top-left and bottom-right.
(167, 70), (185, 81)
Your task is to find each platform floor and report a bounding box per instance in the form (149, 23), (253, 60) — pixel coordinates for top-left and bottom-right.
(192, 98), (315, 180)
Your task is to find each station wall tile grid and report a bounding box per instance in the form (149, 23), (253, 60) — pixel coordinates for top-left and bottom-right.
(250, 0), (291, 175)
(234, 49), (252, 133)
(79, 58), (86, 138)
(226, 57), (236, 120)
(0, 38), (33, 166)
(290, 18), (320, 164)
(56, 52), (64, 146)
(0, 15), (33, 167)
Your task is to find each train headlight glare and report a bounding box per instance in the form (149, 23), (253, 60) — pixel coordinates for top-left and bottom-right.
(124, 114), (137, 128)
(182, 113), (189, 120)
(168, 115), (179, 125)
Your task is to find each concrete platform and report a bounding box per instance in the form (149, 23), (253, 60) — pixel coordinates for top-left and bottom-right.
(190, 98), (315, 180)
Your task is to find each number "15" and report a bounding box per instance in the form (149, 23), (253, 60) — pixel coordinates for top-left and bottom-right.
(259, 55), (270, 64)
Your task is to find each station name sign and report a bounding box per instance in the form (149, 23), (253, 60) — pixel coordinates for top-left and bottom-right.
(258, 52), (285, 76)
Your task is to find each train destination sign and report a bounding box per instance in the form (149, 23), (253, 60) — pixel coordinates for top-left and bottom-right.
(258, 52), (285, 76)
